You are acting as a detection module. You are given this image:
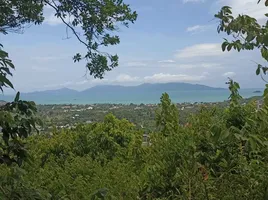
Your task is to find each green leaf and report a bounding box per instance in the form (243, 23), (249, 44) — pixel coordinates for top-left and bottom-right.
(14, 92), (20, 102)
(5, 60), (15, 69)
(261, 48), (268, 61)
(227, 44), (232, 51)
(249, 138), (257, 151)
(263, 67), (268, 74)
(246, 34), (255, 42)
(256, 65), (261, 75)
(234, 82), (240, 89)
(221, 130), (230, 140)
(0, 74), (14, 89)
(222, 42), (228, 51)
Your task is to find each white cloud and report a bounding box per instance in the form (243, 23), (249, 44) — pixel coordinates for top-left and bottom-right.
(158, 60), (175, 63)
(222, 72), (236, 78)
(91, 78), (110, 84)
(115, 74), (139, 83)
(75, 80), (88, 85)
(214, 0), (267, 21)
(31, 66), (56, 72)
(202, 72), (210, 76)
(43, 7), (74, 26)
(183, 0), (205, 3)
(144, 73), (206, 83)
(60, 81), (73, 87)
(178, 63), (222, 69)
(176, 43), (225, 59)
(199, 63), (222, 68)
(186, 25), (211, 33)
(45, 13), (63, 26)
(44, 81), (74, 88)
(126, 62), (147, 67)
(43, 7), (62, 26)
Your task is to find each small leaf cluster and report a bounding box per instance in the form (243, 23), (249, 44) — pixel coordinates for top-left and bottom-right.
(215, 1), (268, 81)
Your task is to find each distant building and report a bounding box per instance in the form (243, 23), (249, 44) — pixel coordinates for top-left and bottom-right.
(61, 106), (71, 109)
(109, 106), (119, 110)
(0, 101), (7, 106)
(257, 99), (264, 110)
(143, 134), (149, 142)
(185, 106), (194, 109)
(142, 134), (151, 146)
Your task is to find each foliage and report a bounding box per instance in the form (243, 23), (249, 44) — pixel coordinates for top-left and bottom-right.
(1, 86), (268, 199)
(0, 0), (44, 34)
(0, 0), (137, 165)
(0, 0), (137, 78)
(156, 93), (179, 136)
(215, 0), (268, 81)
(0, 45), (14, 91)
(0, 92), (40, 166)
(7, 115), (143, 199)
(2, 0), (268, 199)
(0, 46), (40, 166)
(0, 0), (137, 166)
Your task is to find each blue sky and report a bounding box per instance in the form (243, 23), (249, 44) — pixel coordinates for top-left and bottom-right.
(1, 0), (267, 93)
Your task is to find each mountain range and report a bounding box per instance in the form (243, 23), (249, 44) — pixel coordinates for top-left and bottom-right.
(0, 82), (227, 104)
(7, 82), (223, 96)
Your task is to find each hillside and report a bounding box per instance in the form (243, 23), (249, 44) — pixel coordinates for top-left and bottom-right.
(82, 82), (223, 93)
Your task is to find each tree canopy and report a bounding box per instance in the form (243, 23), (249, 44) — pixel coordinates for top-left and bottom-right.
(1, 0), (268, 199)
(0, 0), (137, 81)
(215, 0), (268, 82)
(0, 0), (137, 165)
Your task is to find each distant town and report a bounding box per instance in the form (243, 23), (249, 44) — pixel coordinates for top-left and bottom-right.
(24, 95), (260, 132)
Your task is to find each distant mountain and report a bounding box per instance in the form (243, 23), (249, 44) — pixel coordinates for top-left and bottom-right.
(24, 88), (78, 96)
(82, 82), (223, 94)
(0, 82), (226, 104)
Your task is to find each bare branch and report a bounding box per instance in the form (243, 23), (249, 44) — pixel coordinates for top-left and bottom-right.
(261, 73), (268, 83)
(44, 0), (89, 49)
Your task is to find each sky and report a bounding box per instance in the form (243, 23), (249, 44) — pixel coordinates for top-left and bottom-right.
(1, 0), (267, 93)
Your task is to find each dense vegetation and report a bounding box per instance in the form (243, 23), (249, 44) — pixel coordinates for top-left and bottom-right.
(35, 101), (227, 132)
(35, 96), (261, 133)
(1, 0), (268, 199)
(0, 87), (268, 199)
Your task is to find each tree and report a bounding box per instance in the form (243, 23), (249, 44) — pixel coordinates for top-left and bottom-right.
(0, 0), (44, 35)
(0, 0), (137, 78)
(215, 0), (268, 82)
(215, 0), (268, 127)
(156, 93), (179, 136)
(0, 46), (14, 91)
(225, 79), (245, 129)
(0, 0), (137, 165)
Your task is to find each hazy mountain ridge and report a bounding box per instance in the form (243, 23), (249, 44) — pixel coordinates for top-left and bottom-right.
(27, 82), (224, 95)
(23, 88), (79, 96)
(0, 82), (228, 104)
(82, 82), (223, 93)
